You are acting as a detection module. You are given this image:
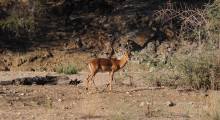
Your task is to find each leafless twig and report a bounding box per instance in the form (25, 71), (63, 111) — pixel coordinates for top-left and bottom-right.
(153, 1), (208, 41)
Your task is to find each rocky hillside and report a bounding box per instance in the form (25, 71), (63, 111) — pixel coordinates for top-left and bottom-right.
(0, 0), (214, 72)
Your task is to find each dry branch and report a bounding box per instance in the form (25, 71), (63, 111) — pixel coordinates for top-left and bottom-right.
(153, 1), (208, 41)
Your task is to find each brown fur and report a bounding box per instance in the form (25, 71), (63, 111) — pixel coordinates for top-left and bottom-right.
(86, 53), (131, 91)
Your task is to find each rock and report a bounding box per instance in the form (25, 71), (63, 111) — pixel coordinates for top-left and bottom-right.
(0, 66), (10, 71)
(20, 93), (25, 96)
(123, 79), (131, 85)
(16, 58), (27, 67)
(2, 50), (15, 56)
(139, 102), (144, 107)
(17, 112), (21, 116)
(133, 29), (155, 47)
(3, 87), (7, 91)
(145, 41), (156, 56)
(146, 102), (152, 105)
(29, 55), (39, 62)
(188, 102), (193, 105)
(167, 101), (176, 107)
(149, 67), (155, 72)
(75, 38), (83, 48)
(58, 99), (63, 102)
(28, 68), (35, 72)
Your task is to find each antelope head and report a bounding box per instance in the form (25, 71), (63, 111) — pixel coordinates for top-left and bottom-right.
(124, 53), (131, 62)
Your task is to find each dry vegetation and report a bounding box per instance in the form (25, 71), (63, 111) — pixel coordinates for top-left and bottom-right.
(0, 0), (220, 120)
(202, 91), (220, 120)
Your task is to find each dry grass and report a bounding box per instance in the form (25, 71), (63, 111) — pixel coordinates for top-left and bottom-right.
(80, 94), (103, 119)
(202, 91), (220, 120)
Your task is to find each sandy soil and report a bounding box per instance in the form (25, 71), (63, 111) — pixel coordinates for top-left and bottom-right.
(0, 71), (215, 120)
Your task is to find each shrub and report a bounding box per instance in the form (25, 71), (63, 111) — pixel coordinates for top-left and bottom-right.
(140, 50), (220, 90)
(177, 56), (212, 90)
(154, 1), (220, 49)
(56, 66), (63, 74)
(56, 65), (78, 74)
(63, 65), (78, 74)
(175, 52), (220, 90)
(0, 0), (46, 39)
(204, 1), (220, 49)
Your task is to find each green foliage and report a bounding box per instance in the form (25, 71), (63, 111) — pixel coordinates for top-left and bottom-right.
(206, 1), (220, 32)
(191, 1), (220, 45)
(172, 53), (219, 90)
(38, 1), (47, 17)
(46, 98), (52, 109)
(63, 65), (78, 74)
(140, 56), (179, 88)
(0, 0), (47, 38)
(203, 1), (220, 47)
(177, 55), (212, 90)
(0, 13), (37, 32)
(56, 66), (64, 74)
(56, 65), (78, 75)
(140, 50), (220, 90)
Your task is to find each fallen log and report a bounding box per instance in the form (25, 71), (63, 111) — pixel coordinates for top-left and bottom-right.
(0, 76), (82, 86)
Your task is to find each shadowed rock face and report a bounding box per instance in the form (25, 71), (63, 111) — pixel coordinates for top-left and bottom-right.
(0, 76), (82, 86)
(0, 0), (213, 72)
(1, 0), (210, 54)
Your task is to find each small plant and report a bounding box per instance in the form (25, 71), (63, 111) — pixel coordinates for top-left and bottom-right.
(56, 66), (63, 74)
(56, 65), (78, 74)
(63, 65), (78, 74)
(44, 96), (52, 109)
(80, 94), (102, 119)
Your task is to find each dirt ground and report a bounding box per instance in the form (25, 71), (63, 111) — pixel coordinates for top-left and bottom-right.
(0, 71), (216, 120)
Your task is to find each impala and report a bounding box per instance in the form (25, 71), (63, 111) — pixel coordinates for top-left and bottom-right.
(86, 53), (131, 91)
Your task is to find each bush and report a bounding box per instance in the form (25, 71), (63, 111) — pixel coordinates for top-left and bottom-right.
(177, 56), (212, 90)
(175, 52), (220, 90)
(56, 66), (63, 74)
(0, 0), (46, 39)
(204, 1), (220, 49)
(56, 65), (78, 74)
(140, 50), (220, 90)
(152, 1), (220, 90)
(154, 1), (220, 48)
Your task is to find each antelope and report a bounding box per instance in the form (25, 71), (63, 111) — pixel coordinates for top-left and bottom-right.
(86, 53), (131, 91)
